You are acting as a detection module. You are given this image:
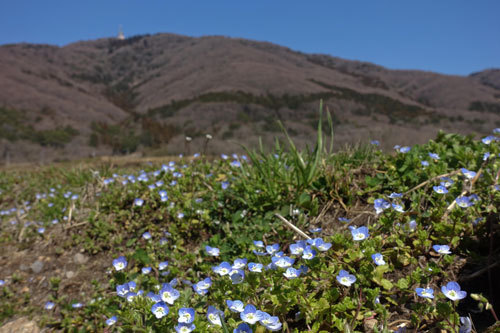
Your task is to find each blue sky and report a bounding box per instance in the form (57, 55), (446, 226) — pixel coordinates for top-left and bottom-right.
(1, 1), (498, 75)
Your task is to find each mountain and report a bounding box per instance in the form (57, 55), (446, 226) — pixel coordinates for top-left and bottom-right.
(1, 33), (499, 163)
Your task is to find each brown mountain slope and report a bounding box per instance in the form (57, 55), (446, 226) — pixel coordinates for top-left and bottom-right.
(0, 33), (499, 163)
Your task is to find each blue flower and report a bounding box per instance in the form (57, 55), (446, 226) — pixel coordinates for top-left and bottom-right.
(105, 315), (117, 326)
(234, 322), (252, 333)
(193, 277), (212, 295)
(290, 241), (306, 255)
(433, 245), (451, 255)
(207, 305), (223, 326)
(302, 246), (317, 260)
(283, 267), (302, 279)
(441, 281), (467, 301)
(205, 245), (220, 256)
(212, 262), (232, 276)
(374, 198), (391, 214)
(221, 181), (230, 190)
(178, 307), (195, 324)
(175, 323), (196, 333)
(112, 256), (127, 271)
(151, 301), (169, 319)
(272, 256), (295, 268)
(338, 217), (351, 223)
(482, 135), (496, 144)
(440, 177), (454, 187)
(415, 287), (434, 299)
(253, 240), (264, 248)
(351, 226), (369, 241)
(227, 299), (245, 313)
(160, 284), (180, 304)
(337, 270), (356, 287)
(232, 258), (247, 269)
(133, 198), (144, 207)
(433, 185), (448, 194)
(146, 292), (161, 302)
(315, 239), (332, 252)
(459, 317), (472, 333)
(461, 168), (476, 179)
(392, 203), (405, 213)
(371, 253), (386, 266)
(229, 269), (245, 284)
(399, 146), (411, 153)
(44, 301), (55, 310)
(483, 152), (491, 161)
(389, 192), (403, 199)
(71, 302), (83, 309)
(248, 262), (263, 272)
(266, 243), (280, 255)
(428, 152), (440, 160)
(421, 160), (430, 167)
(158, 261), (169, 270)
(456, 196), (472, 208)
(141, 267), (152, 274)
(241, 304), (262, 324)
(370, 140), (380, 146)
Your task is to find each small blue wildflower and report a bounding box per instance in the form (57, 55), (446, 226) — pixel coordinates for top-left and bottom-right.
(469, 194), (480, 203)
(441, 281), (467, 301)
(316, 239), (332, 252)
(231, 160), (241, 168)
(159, 238), (168, 245)
(337, 270), (356, 287)
(399, 146), (411, 153)
(371, 253), (386, 266)
(371, 140), (380, 146)
(142, 267), (152, 274)
(175, 323), (196, 333)
(232, 258), (247, 269)
(428, 152), (440, 160)
(374, 198), (391, 214)
(133, 198), (144, 207)
(392, 203), (405, 213)
(151, 301), (169, 319)
(459, 317), (472, 333)
(440, 177), (454, 187)
(112, 256), (127, 271)
(290, 241), (306, 255)
(302, 246), (317, 260)
(482, 135), (496, 144)
(272, 256), (295, 268)
(248, 262), (263, 272)
(407, 220), (417, 231)
(483, 152), (491, 161)
(158, 261), (168, 270)
(230, 270), (245, 284)
(234, 322), (252, 333)
(351, 226), (369, 241)
(125, 292), (138, 302)
(260, 313), (282, 331)
(456, 196), (472, 208)
(433, 185), (448, 194)
(253, 240), (264, 248)
(213, 262), (232, 276)
(105, 316), (117, 326)
(71, 302), (83, 309)
(494, 128), (500, 134)
(338, 217), (351, 223)
(146, 292), (161, 303)
(283, 267), (302, 279)
(415, 287), (434, 299)
(227, 299), (245, 313)
(44, 301), (55, 310)
(207, 305), (223, 326)
(142, 231), (152, 240)
(205, 245), (220, 256)
(433, 245), (451, 254)
(160, 284), (180, 304)
(221, 154), (228, 160)
(265, 243), (280, 255)
(461, 168), (476, 179)
(178, 307), (195, 324)
(252, 249), (267, 256)
(37, 227), (45, 234)
(221, 181), (230, 190)
(309, 227), (322, 233)
(193, 277), (212, 295)
(241, 304), (262, 324)
(389, 192), (403, 199)
(421, 160), (430, 167)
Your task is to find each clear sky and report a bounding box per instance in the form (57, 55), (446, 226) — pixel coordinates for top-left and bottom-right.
(1, 1), (498, 75)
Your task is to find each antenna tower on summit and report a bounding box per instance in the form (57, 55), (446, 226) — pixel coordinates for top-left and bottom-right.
(117, 25), (125, 40)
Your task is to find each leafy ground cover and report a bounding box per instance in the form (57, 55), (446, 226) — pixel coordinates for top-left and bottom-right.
(1, 112), (500, 332)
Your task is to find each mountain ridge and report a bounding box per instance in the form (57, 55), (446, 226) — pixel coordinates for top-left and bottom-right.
(1, 32), (499, 163)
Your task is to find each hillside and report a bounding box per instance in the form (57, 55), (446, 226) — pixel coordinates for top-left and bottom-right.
(0, 33), (499, 163)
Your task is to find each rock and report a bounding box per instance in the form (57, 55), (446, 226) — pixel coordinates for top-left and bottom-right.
(73, 253), (88, 265)
(65, 271), (75, 279)
(0, 317), (39, 333)
(30, 260), (44, 274)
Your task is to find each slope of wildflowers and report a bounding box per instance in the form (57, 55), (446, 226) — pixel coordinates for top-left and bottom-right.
(0, 117), (500, 332)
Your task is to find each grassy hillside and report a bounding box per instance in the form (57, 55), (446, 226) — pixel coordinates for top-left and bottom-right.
(0, 113), (499, 332)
